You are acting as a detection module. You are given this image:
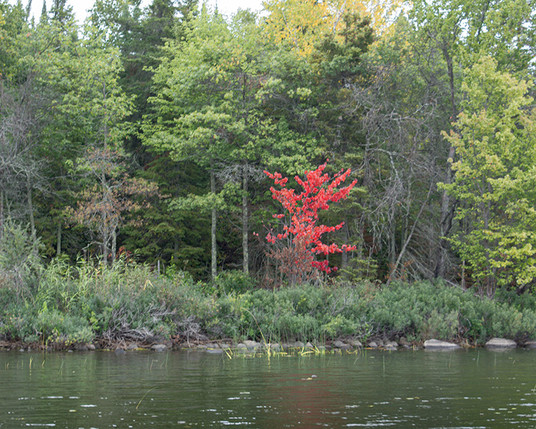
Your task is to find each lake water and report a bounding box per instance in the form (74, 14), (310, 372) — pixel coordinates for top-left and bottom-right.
(1, 348), (536, 428)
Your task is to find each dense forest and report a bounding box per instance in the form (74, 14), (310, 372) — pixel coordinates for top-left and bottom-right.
(1, 0), (535, 298)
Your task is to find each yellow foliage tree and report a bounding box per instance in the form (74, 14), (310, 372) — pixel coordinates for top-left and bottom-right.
(262, 0), (400, 57)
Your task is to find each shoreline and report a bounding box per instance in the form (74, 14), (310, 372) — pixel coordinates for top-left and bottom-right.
(2, 336), (535, 354)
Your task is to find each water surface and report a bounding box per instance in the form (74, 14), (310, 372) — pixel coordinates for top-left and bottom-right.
(1, 348), (536, 428)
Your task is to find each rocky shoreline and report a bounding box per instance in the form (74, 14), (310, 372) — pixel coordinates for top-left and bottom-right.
(3, 336), (536, 354)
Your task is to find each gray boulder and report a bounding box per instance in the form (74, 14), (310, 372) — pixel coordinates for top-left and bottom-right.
(348, 339), (363, 348)
(486, 338), (517, 349)
(524, 340), (536, 349)
(384, 341), (398, 351)
(152, 344), (167, 352)
(333, 340), (350, 349)
(423, 339), (460, 350)
(243, 340), (260, 350)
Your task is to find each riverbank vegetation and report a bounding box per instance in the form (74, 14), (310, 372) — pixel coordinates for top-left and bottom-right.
(0, 0), (535, 348)
(2, 256), (536, 347)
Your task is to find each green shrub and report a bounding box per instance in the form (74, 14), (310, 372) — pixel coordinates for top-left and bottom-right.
(5, 256), (536, 347)
(0, 304), (36, 341)
(0, 220), (43, 296)
(418, 309), (459, 340)
(215, 270), (256, 295)
(277, 313), (319, 341)
(321, 314), (358, 338)
(33, 306), (94, 345)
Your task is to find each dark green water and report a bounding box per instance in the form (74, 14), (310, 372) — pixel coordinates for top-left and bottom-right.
(1, 349), (536, 428)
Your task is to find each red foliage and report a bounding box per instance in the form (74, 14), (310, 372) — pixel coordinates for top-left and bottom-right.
(264, 162), (357, 279)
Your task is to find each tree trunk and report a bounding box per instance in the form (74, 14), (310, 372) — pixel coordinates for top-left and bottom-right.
(27, 176), (36, 244)
(387, 185), (432, 286)
(102, 241), (108, 265)
(111, 228), (117, 263)
(211, 167), (217, 283)
(434, 163), (455, 278)
(101, 220), (109, 265)
(56, 222), (62, 256)
(434, 44), (458, 279)
(242, 164), (249, 275)
(389, 215), (396, 269)
(0, 189), (4, 241)
(341, 221), (349, 270)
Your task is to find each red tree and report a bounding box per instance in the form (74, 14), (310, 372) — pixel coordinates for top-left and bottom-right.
(264, 162), (357, 285)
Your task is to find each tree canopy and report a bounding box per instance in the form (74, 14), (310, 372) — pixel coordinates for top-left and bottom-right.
(0, 0), (535, 294)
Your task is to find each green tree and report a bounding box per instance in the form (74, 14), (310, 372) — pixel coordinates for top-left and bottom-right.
(408, 0), (536, 278)
(145, 8), (320, 280)
(30, 16), (154, 261)
(440, 56), (536, 295)
(57, 36), (145, 263)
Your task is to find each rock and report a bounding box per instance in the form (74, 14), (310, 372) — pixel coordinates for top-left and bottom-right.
(206, 343), (219, 349)
(236, 343), (248, 350)
(423, 339), (460, 350)
(385, 345), (397, 351)
(385, 341), (399, 348)
(114, 348), (126, 355)
(206, 349), (223, 354)
(220, 343), (231, 350)
(367, 341), (378, 348)
(333, 340), (349, 349)
(87, 344), (96, 351)
(75, 343), (89, 351)
(269, 343), (281, 351)
(305, 342), (314, 348)
(127, 343), (139, 350)
(294, 341), (305, 348)
(243, 340), (260, 350)
(524, 340), (536, 349)
(152, 344), (167, 352)
(196, 344), (207, 350)
(486, 338), (517, 349)
(348, 339), (362, 348)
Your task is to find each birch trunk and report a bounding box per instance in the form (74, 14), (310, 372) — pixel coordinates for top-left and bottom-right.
(211, 167), (217, 283)
(242, 165), (249, 275)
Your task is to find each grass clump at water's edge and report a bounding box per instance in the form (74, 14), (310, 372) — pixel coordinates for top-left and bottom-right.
(2, 258), (536, 348)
